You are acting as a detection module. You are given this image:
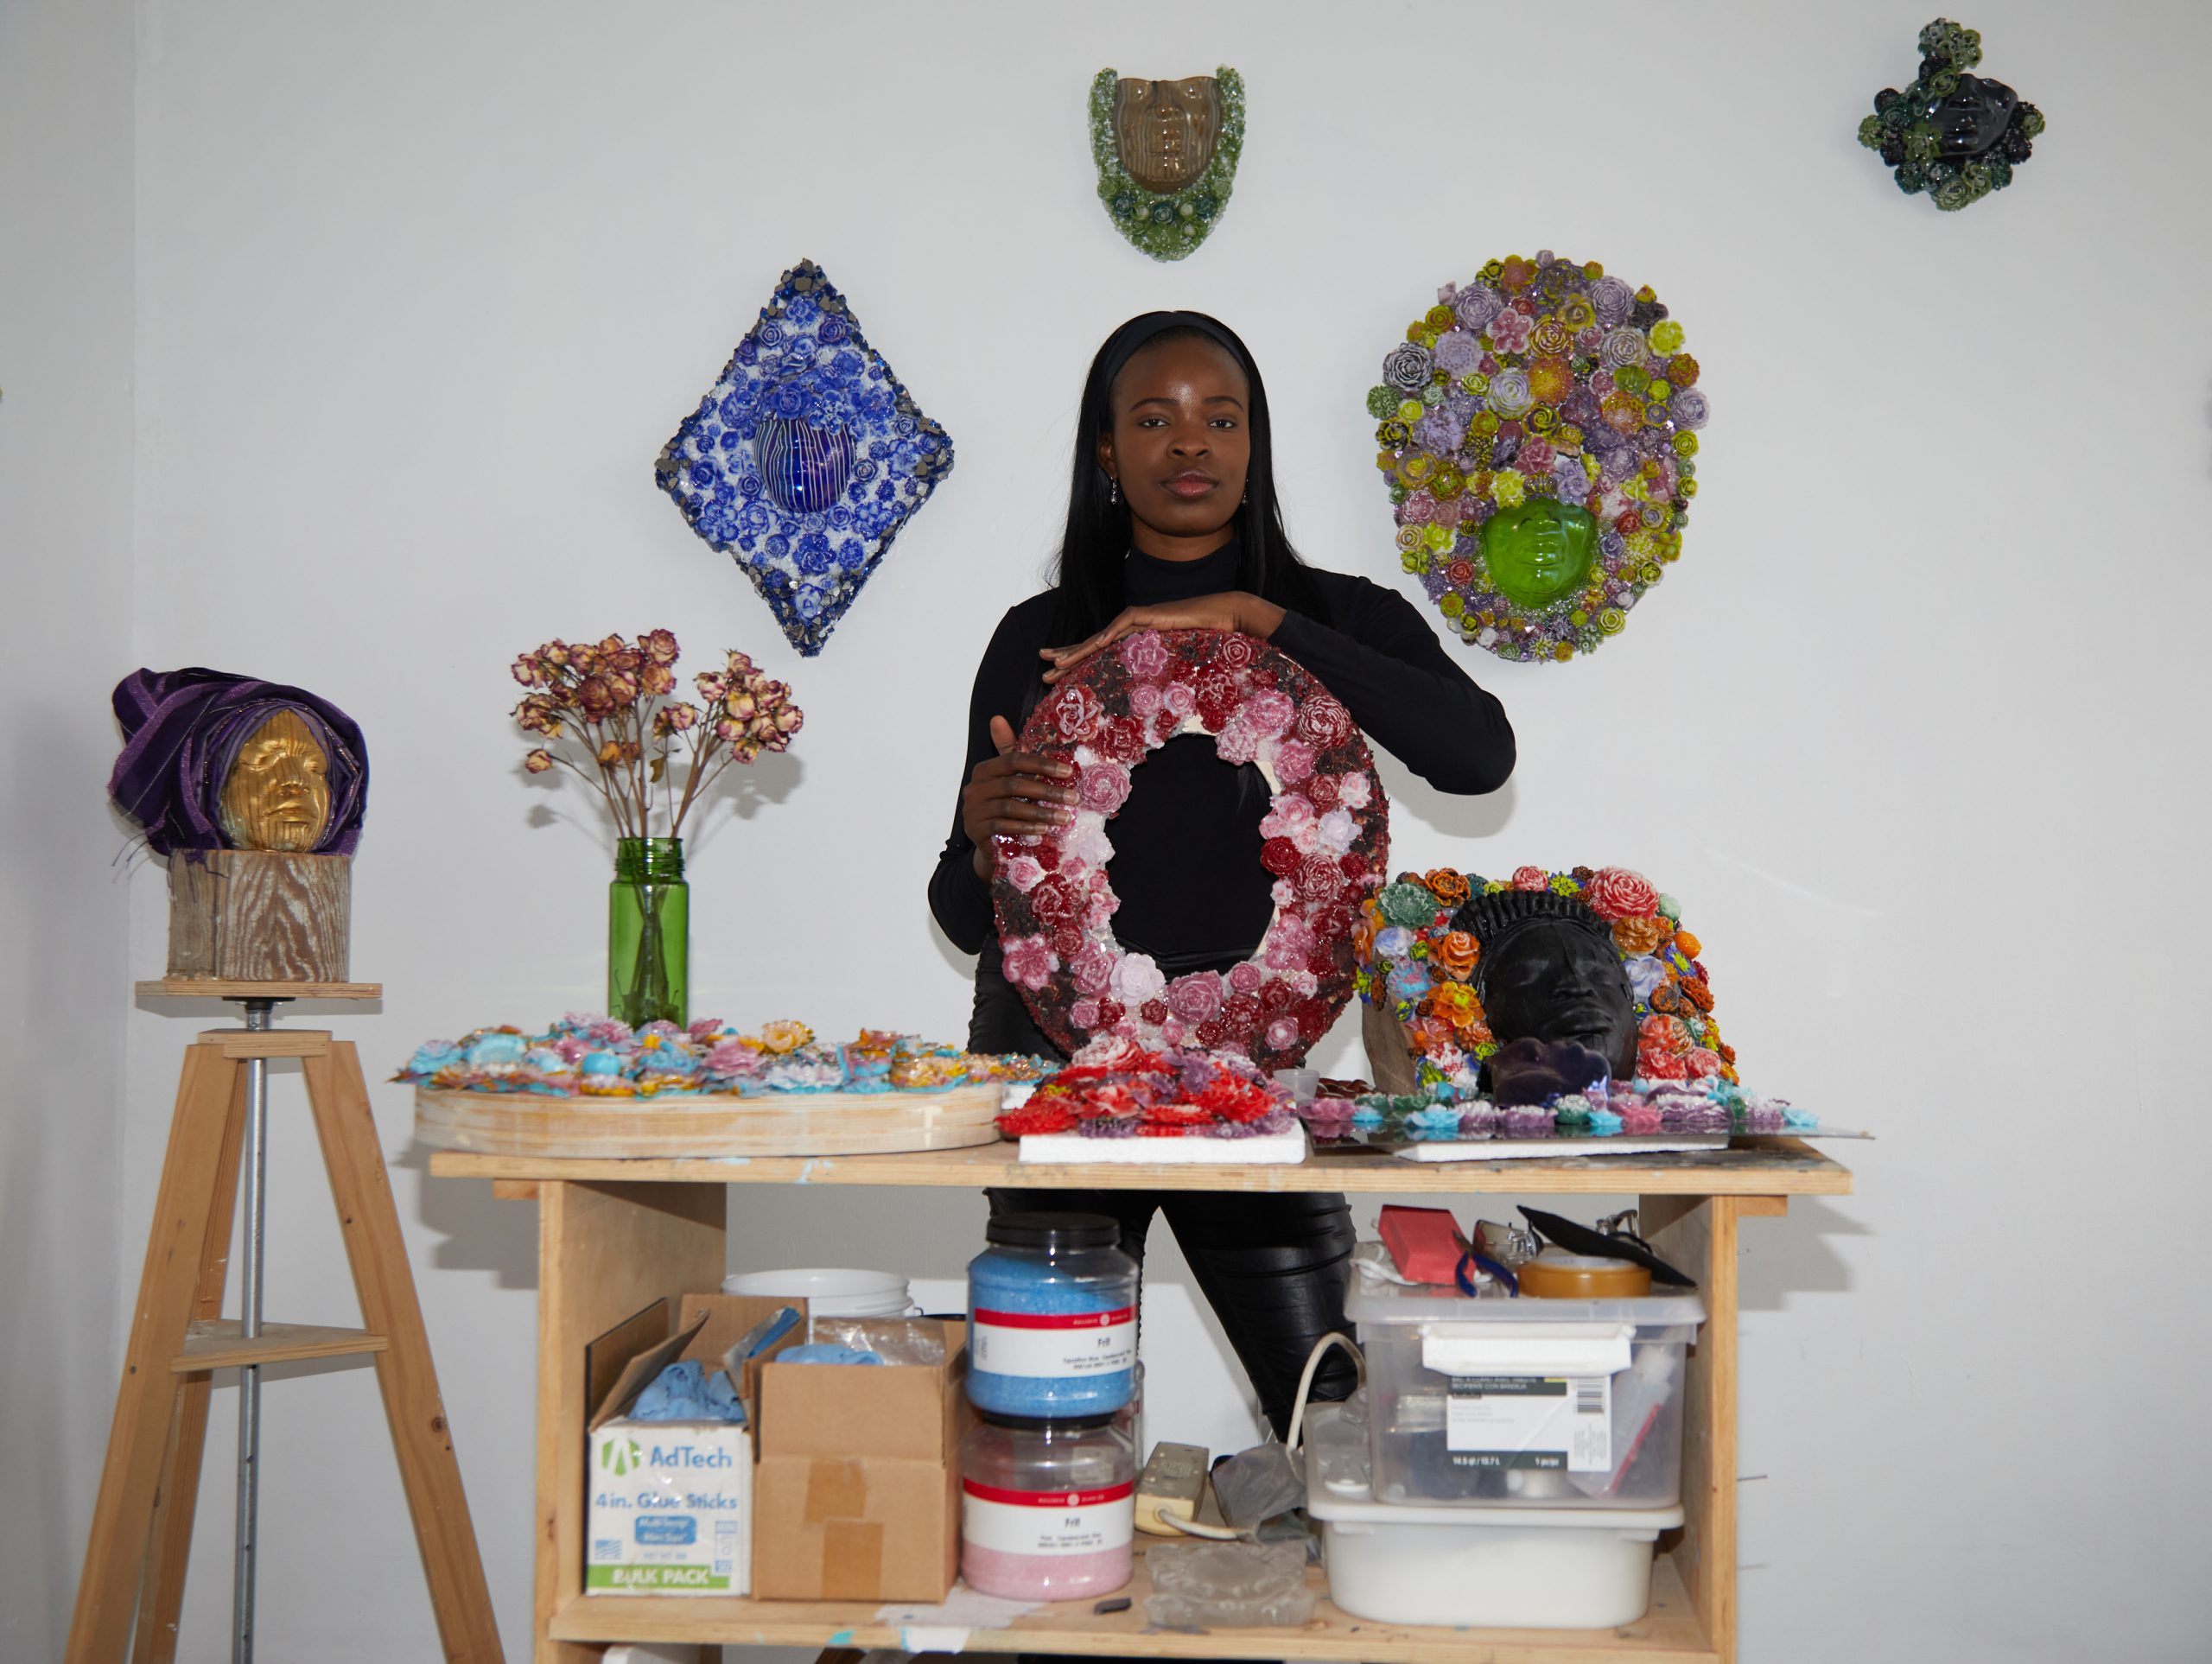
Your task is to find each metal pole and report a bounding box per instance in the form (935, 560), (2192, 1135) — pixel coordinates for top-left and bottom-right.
(232, 997), (275, 1664)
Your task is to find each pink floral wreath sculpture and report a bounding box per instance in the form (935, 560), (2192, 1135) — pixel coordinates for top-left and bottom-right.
(993, 629), (1389, 1070)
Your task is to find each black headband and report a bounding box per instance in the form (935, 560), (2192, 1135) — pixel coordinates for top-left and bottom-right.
(1096, 311), (1248, 407)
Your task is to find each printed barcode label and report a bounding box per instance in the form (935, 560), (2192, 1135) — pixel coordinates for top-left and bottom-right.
(1445, 1374), (1612, 1473)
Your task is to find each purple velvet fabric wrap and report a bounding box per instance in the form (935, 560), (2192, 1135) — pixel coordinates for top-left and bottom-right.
(108, 667), (368, 856)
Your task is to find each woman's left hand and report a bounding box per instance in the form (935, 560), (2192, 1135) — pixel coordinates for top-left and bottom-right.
(1039, 591), (1287, 684)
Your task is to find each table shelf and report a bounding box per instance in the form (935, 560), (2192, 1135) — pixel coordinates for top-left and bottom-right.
(433, 1134), (1852, 1662)
(551, 1546), (1713, 1663)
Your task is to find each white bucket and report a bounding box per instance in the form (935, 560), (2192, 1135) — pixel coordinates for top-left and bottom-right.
(720, 1267), (918, 1318)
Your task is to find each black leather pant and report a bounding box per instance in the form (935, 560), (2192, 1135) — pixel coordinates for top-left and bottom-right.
(987, 1186), (1360, 1442)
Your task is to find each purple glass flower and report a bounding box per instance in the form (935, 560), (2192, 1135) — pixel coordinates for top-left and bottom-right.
(1452, 283), (1505, 332)
(1589, 276), (1634, 327)
(1669, 388), (1711, 430)
(1302, 1108), (1356, 1142)
(1433, 330), (1483, 377)
(1413, 409), (1467, 453)
(1382, 342), (1433, 392)
(1599, 327), (1649, 371)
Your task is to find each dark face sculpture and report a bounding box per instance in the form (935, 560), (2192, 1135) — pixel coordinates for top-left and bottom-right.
(1488, 1036), (1612, 1108)
(1477, 918), (1637, 1081)
(1933, 73), (2018, 158)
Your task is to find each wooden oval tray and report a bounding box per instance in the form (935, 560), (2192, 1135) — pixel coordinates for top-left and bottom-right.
(412, 1082), (1005, 1159)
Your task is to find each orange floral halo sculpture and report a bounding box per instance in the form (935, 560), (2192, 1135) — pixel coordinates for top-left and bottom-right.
(1353, 862), (1731, 1089)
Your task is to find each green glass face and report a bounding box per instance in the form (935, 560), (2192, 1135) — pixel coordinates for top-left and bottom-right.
(1480, 499), (1599, 608)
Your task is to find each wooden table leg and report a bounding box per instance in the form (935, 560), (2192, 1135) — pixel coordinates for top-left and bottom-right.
(528, 1179), (726, 1664)
(132, 1063), (248, 1663)
(1640, 1192), (1783, 1664)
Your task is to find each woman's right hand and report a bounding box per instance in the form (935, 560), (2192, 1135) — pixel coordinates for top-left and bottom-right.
(963, 715), (1076, 880)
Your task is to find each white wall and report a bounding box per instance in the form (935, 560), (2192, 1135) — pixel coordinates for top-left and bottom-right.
(0, 1), (137, 1658)
(10, 0), (2209, 1658)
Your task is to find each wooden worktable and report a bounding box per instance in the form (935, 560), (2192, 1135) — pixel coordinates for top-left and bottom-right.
(428, 1136), (1853, 1664)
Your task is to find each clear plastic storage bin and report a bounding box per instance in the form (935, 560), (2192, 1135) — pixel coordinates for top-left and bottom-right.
(1306, 1403), (1679, 1630)
(1345, 1280), (1705, 1509)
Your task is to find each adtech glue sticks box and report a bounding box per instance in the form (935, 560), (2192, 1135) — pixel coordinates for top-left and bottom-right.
(587, 1421), (751, 1595)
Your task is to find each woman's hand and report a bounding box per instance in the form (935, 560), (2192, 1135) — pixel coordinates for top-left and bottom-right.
(962, 715), (1076, 879)
(1039, 591), (1286, 684)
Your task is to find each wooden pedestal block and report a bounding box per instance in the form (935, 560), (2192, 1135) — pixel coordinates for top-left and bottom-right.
(166, 850), (351, 982)
(1361, 995), (1421, 1096)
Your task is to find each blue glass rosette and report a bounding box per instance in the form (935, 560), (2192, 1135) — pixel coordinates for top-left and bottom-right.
(656, 259), (954, 655)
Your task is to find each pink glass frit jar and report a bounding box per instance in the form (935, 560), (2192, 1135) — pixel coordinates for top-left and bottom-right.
(960, 1411), (1135, 1601)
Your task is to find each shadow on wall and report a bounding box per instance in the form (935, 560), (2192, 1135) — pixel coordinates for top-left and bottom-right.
(722, 1183), (991, 1293)
(398, 1141), (539, 1290)
(1738, 1197), (1865, 1313)
(1371, 749), (1517, 842)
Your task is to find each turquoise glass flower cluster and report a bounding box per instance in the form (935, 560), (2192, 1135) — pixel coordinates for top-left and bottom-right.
(1089, 67), (1245, 262)
(656, 260), (953, 656)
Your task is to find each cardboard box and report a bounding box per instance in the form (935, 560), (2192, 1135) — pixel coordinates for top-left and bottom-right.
(587, 1416), (748, 1595)
(583, 1294), (806, 1597)
(751, 1318), (972, 1602)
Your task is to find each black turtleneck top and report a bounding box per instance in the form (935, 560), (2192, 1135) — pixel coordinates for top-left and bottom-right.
(928, 543), (1515, 965)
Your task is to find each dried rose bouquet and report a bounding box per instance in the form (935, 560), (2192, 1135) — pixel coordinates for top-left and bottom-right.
(510, 629), (800, 839)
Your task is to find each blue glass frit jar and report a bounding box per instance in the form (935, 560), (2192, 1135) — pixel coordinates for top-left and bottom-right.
(967, 1213), (1138, 1418)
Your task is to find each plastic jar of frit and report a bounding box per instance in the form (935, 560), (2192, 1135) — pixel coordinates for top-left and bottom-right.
(960, 1412), (1135, 1601)
(967, 1212), (1138, 1417)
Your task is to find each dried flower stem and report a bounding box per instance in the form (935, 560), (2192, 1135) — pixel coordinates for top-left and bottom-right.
(510, 630), (803, 843)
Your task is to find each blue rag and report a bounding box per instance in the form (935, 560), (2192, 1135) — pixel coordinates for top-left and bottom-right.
(630, 1359), (747, 1423)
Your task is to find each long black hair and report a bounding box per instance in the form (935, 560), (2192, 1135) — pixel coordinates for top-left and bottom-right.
(1046, 311), (1330, 644)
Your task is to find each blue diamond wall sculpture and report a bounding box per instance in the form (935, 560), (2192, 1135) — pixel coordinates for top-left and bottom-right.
(657, 259), (954, 655)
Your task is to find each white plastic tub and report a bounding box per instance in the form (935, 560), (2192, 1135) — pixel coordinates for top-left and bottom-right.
(1347, 1279), (1704, 1508)
(1306, 1403), (1678, 1629)
(718, 1267), (917, 1317)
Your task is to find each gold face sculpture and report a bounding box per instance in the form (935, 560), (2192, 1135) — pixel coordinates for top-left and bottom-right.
(1113, 75), (1222, 193)
(218, 708), (332, 852)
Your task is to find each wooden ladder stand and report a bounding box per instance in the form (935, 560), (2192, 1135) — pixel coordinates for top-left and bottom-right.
(67, 981), (503, 1663)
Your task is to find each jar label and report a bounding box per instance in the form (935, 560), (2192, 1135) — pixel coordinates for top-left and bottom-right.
(971, 1307), (1137, 1378)
(962, 1478), (1135, 1556)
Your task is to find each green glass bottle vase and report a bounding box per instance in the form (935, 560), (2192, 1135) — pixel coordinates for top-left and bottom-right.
(608, 836), (689, 1028)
